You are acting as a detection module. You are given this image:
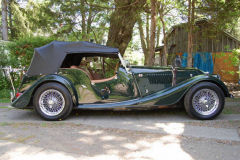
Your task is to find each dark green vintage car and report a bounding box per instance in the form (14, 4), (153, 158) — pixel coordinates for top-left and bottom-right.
(11, 41), (231, 120)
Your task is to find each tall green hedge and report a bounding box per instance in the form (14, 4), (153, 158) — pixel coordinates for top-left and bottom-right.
(7, 36), (55, 69)
(0, 36), (55, 91)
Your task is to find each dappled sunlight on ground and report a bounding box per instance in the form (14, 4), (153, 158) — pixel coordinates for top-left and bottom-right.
(0, 140), (76, 160)
(100, 136), (118, 141)
(78, 130), (103, 136)
(0, 105), (239, 159)
(124, 137), (193, 159)
(0, 123), (196, 160)
(74, 123), (192, 159)
(154, 123), (185, 135)
(0, 137), (194, 160)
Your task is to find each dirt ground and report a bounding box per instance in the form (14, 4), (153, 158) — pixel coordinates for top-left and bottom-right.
(0, 98), (240, 159)
(0, 122), (239, 160)
(225, 82), (240, 97)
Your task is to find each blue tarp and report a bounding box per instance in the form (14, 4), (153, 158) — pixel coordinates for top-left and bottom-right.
(182, 53), (188, 67)
(181, 52), (214, 74)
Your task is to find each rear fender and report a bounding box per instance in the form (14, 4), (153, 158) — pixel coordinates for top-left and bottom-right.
(11, 75), (78, 109)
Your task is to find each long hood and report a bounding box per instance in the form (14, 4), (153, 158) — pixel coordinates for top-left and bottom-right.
(131, 65), (204, 74)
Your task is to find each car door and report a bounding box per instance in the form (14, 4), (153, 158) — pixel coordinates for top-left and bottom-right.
(88, 67), (139, 103)
(59, 67), (139, 104)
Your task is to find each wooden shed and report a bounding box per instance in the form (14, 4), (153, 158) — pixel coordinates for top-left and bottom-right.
(158, 19), (240, 83)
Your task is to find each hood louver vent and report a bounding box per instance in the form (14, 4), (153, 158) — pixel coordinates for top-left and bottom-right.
(147, 73), (172, 84)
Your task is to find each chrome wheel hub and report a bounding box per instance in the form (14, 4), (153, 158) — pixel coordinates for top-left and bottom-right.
(39, 89), (65, 116)
(192, 89), (219, 115)
(48, 98), (58, 108)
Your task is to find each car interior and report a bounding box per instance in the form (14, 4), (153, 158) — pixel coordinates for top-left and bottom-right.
(61, 55), (119, 82)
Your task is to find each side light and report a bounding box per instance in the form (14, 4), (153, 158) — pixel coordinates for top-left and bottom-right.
(16, 92), (22, 98)
(211, 74), (221, 79)
(204, 72), (209, 76)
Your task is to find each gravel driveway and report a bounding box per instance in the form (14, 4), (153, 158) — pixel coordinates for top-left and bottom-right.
(0, 99), (239, 160)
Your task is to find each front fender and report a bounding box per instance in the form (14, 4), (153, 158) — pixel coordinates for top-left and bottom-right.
(138, 74), (230, 106)
(11, 74), (78, 109)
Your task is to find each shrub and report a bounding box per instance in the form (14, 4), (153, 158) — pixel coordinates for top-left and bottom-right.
(0, 36), (55, 90)
(7, 36), (55, 69)
(0, 70), (11, 90)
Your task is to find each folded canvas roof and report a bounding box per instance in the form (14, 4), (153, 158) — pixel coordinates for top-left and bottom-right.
(26, 41), (119, 76)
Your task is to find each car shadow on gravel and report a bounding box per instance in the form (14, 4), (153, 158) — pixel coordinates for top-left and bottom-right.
(70, 107), (188, 116)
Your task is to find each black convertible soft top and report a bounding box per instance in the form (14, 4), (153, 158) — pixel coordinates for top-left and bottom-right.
(26, 41), (119, 76)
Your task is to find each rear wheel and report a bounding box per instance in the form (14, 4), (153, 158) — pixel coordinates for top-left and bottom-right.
(184, 82), (225, 120)
(33, 83), (73, 121)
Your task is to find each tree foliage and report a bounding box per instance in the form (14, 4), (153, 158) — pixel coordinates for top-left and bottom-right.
(8, 0), (58, 39)
(47, 0), (110, 42)
(6, 36), (55, 69)
(0, 0), (239, 68)
(0, 36), (55, 90)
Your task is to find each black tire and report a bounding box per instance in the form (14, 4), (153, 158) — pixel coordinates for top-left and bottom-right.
(33, 82), (73, 121)
(184, 82), (225, 120)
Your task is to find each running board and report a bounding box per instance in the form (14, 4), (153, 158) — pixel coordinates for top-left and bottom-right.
(77, 98), (142, 109)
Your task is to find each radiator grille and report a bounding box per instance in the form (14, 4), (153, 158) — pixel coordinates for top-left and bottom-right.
(147, 73), (172, 84)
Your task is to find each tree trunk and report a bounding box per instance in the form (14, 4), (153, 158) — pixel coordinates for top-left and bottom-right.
(138, 17), (149, 65)
(9, 0), (13, 40)
(80, 0), (87, 41)
(187, 0), (195, 68)
(187, 26), (194, 68)
(148, 0), (157, 66)
(86, 6), (92, 42)
(107, 0), (146, 56)
(156, 25), (161, 47)
(160, 15), (168, 66)
(144, 54), (150, 65)
(163, 36), (168, 66)
(2, 0), (8, 40)
(146, 15), (150, 48)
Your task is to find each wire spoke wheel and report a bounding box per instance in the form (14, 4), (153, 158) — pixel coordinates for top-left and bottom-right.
(184, 82), (224, 120)
(39, 89), (65, 116)
(34, 83), (72, 121)
(192, 89), (219, 115)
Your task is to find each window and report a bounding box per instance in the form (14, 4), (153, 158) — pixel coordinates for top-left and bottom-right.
(80, 57), (119, 79)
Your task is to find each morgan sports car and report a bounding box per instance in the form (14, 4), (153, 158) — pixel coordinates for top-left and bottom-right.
(11, 41), (231, 121)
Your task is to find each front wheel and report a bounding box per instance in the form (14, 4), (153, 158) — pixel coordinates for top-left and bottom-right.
(33, 83), (73, 121)
(184, 82), (225, 120)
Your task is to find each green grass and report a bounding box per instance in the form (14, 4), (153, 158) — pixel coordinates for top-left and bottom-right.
(225, 97), (240, 102)
(0, 122), (14, 126)
(40, 123), (47, 127)
(0, 98), (11, 103)
(0, 106), (10, 109)
(222, 109), (233, 114)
